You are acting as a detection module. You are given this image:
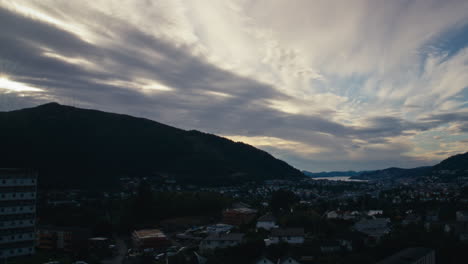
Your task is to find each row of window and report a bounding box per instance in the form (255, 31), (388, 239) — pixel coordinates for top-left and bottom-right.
(0, 247), (33, 256)
(0, 233), (34, 242)
(0, 179), (36, 185)
(0, 192), (36, 200)
(0, 227), (34, 235)
(0, 220), (35, 228)
(0, 213), (35, 220)
(0, 206), (35, 214)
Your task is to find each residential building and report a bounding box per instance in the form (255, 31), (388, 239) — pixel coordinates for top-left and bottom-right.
(265, 228), (305, 246)
(199, 233), (244, 252)
(205, 223), (233, 234)
(36, 226), (91, 253)
(402, 214), (421, 226)
(353, 218), (390, 241)
(320, 240), (341, 253)
(222, 208), (257, 226)
(376, 247), (435, 264)
(132, 229), (171, 250)
(456, 211), (468, 222)
(256, 213), (278, 230)
(425, 210), (439, 222)
(0, 168), (37, 259)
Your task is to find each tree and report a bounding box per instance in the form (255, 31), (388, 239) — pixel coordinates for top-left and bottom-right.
(270, 190), (299, 215)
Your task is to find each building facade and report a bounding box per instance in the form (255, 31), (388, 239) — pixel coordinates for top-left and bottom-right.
(132, 229), (171, 250)
(36, 226), (91, 253)
(265, 228), (305, 246)
(0, 169), (37, 258)
(256, 213), (278, 230)
(199, 233), (244, 252)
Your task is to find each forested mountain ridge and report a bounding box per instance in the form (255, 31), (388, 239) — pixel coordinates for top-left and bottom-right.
(0, 103), (304, 189)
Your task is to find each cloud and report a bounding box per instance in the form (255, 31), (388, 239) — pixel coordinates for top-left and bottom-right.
(0, 1), (468, 171)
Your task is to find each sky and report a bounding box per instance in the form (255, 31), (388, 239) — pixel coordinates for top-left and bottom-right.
(1, 0), (468, 172)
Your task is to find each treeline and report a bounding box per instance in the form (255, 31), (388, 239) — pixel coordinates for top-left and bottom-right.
(118, 182), (231, 232)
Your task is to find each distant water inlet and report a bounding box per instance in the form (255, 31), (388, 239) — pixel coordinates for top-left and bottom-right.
(311, 176), (368, 182)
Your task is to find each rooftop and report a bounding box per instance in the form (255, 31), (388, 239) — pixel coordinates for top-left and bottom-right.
(271, 228), (304, 237)
(376, 248), (434, 264)
(133, 229), (166, 239)
(258, 213), (276, 222)
(204, 233), (245, 241)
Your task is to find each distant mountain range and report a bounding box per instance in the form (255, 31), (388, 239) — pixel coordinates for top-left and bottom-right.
(350, 166), (432, 181)
(0, 103), (304, 189)
(303, 152), (468, 181)
(302, 170), (364, 178)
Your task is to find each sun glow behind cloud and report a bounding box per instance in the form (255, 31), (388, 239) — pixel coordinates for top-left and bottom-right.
(0, 77), (43, 92)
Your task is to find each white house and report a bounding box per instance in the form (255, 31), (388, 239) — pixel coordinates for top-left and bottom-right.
(199, 233), (244, 252)
(256, 213), (278, 230)
(265, 228), (304, 246)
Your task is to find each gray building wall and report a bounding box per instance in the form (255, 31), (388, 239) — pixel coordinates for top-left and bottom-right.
(0, 169), (37, 259)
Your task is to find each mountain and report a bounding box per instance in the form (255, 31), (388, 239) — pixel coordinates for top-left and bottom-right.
(0, 103), (303, 189)
(433, 152), (468, 171)
(349, 152), (468, 181)
(351, 166), (431, 181)
(302, 170), (364, 178)
(431, 152), (468, 179)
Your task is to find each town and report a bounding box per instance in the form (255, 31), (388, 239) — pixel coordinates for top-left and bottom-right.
(2, 168), (467, 264)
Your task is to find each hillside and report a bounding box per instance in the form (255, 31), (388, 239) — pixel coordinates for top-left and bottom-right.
(432, 152), (468, 171)
(349, 152), (468, 181)
(351, 167), (431, 181)
(0, 103), (303, 189)
(431, 152), (468, 179)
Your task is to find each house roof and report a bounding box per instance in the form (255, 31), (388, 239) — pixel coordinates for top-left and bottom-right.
(133, 229), (166, 239)
(204, 233), (245, 241)
(254, 256), (275, 264)
(232, 202), (252, 209)
(258, 213), (276, 222)
(225, 207), (257, 214)
(271, 228), (304, 237)
(376, 247), (434, 264)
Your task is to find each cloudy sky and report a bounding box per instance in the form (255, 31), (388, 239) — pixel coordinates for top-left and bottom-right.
(1, 0), (468, 172)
